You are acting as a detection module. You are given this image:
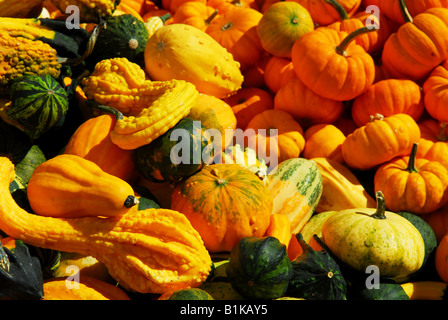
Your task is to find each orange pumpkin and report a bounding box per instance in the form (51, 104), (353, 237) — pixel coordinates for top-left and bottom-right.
(293, 0), (362, 26)
(171, 1), (218, 31)
(161, 0), (206, 12)
(170, 163), (273, 252)
(263, 55), (296, 93)
(223, 87), (274, 130)
(207, 0), (260, 13)
(245, 109), (305, 165)
(241, 52), (272, 88)
(351, 78), (424, 127)
(341, 113), (421, 170)
(423, 59), (448, 123)
(381, 3), (448, 82)
(424, 205), (448, 243)
(273, 74), (344, 128)
(302, 124), (346, 164)
(416, 119), (448, 169)
(326, 0), (398, 54)
(64, 114), (137, 183)
(205, 6), (264, 69)
(378, 0), (448, 24)
(291, 26), (376, 102)
(435, 233), (448, 282)
(374, 143), (448, 215)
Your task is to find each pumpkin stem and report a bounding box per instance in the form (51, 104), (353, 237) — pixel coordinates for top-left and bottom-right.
(398, 0), (413, 23)
(436, 122), (448, 142)
(325, 0), (349, 20)
(369, 113), (384, 122)
(405, 143), (419, 173)
(159, 13), (172, 24)
(335, 26), (378, 56)
(205, 9), (219, 25)
(371, 191), (387, 220)
(124, 195), (139, 208)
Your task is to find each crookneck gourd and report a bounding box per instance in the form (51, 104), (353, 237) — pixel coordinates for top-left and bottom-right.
(0, 156), (212, 294)
(82, 57), (199, 150)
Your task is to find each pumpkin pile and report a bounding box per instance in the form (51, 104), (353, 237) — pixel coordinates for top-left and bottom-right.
(1, 0), (448, 301)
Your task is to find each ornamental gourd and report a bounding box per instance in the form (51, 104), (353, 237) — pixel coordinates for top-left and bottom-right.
(321, 191), (425, 278)
(291, 26), (376, 102)
(82, 57), (198, 150)
(341, 113), (421, 170)
(0, 156), (212, 294)
(27, 154), (139, 218)
(171, 164), (273, 252)
(144, 23), (244, 99)
(416, 119), (448, 169)
(423, 60), (448, 123)
(381, 0), (448, 81)
(374, 143), (448, 215)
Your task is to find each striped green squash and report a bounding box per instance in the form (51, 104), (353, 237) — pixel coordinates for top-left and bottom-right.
(267, 158), (323, 234)
(1, 74), (68, 140)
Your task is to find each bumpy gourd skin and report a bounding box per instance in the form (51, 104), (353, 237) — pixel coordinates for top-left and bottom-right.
(0, 157), (212, 294)
(82, 57), (198, 150)
(50, 0), (119, 22)
(0, 31), (61, 94)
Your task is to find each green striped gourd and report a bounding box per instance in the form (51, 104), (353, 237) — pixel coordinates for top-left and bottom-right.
(267, 158), (323, 234)
(0, 74), (68, 140)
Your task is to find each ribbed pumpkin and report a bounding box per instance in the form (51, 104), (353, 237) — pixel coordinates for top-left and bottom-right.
(171, 1), (217, 31)
(423, 59), (448, 123)
(321, 191), (426, 278)
(341, 113), (421, 170)
(374, 143), (448, 215)
(267, 158), (323, 234)
(263, 56), (296, 94)
(291, 26), (376, 102)
(64, 114), (137, 183)
(273, 74), (344, 129)
(0, 74), (68, 140)
(171, 164), (273, 252)
(351, 79), (424, 127)
(245, 109), (306, 165)
(416, 119), (448, 169)
(381, 0), (448, 82)
(222, 87), (274, 130)
(302, 124), (346, 164)
(435, 233), (448, 283)
(423, 205), (448, 242)
(294, 0), (362, 26)
(378, 0), (448, 24)
(205, 6), (264, 69)
(145, 23), (244, 99)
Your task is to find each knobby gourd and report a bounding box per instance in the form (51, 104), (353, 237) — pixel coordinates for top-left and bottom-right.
(0, 156), (212, 294)
(82, 57), (199, 150)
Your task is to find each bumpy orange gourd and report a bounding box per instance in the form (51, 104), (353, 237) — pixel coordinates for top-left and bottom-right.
(0, 156), (212, 294)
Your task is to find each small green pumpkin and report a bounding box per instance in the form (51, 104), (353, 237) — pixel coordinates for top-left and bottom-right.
(87, 14), (149, 68)
(134, 117), (213, 184)
(0, 74), (69, 140)
(226, 236), (294, 300)
(286, 234), (347, 300)
(350, 282), (410, 300)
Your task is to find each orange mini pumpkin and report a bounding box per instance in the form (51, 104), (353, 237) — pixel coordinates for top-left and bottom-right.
(435, 233), (448, 282)
(205, 6), (264, 69)
(416, 119), (448, 169)
(170, 163), (273, 252)
(263, 56), (296, 93)
(291, 26), (376, 102)
(341, 113), (421, 170)
(374, 143), (448, 215)
(302, 124), (346, 164)
(351, 78), (424, 127)
(423, 59), (448, 123)
(171, 1), (218, 31)
(245, 109), (305, 165)
(424, 205), (448, 243)
(294, 0), (362, 26)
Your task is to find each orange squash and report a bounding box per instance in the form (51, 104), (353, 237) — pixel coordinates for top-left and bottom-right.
(263, 55), (296, 93)
(64, 114), (137, 183)
(171, 164), (273, 252)
(374, 143), (448, 215)
(223, 87), (274, 130)
(205, 6), (264, 69)
(302, 124), (346, 164)
(245, 109), (305, 166)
